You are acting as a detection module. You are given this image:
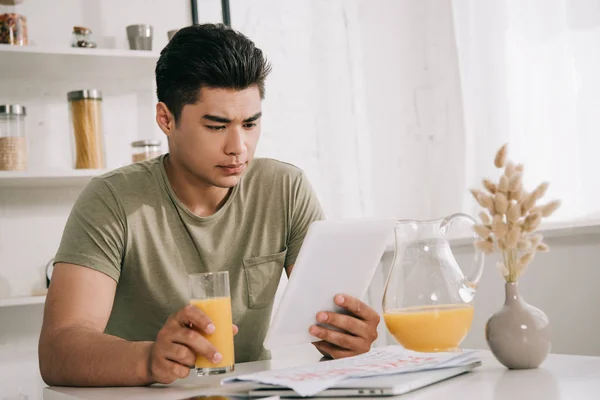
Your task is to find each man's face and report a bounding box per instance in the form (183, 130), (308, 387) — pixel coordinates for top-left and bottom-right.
(162, 86), (262, 188)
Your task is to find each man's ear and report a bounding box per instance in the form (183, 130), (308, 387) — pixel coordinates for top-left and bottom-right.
(156, 102), (175, 136)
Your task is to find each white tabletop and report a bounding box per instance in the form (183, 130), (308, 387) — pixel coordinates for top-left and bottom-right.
(43, 349), (600, 400)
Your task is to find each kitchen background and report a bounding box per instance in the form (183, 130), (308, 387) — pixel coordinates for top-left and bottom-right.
(1, 0), (600, 398)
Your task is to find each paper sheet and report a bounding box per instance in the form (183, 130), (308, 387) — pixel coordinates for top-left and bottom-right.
(222, 346), (480, 397)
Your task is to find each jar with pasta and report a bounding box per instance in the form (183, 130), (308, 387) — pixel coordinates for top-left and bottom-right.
(131, 140), (162, 163)
(67, 90), (105, 169)
(0, 104), (27, 171)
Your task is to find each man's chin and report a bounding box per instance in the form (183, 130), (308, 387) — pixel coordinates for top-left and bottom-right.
(211, 175), (242, 189)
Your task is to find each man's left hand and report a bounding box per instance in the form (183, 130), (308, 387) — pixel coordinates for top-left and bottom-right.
(309, 294), (380, 359)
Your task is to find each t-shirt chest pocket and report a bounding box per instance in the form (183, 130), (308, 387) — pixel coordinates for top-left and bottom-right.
(242, 248), (287, 309)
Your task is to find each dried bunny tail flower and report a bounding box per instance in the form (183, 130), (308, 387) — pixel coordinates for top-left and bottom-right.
(483, 179), (497, 194)
(517, 238), (532, 251)
(509, 174), (522, 192)
(529, 234), (543, 247)
(523, 212), (542, 233)
(470, 188), (482, 201)
(532, 182), (550, 201)
(497, 176), (509, 194)
(507, 203), (521, 223)
(474, 225), (492, 239)
(519, 251), (536, 267)
(494, 144), (508, 168)
(505, 226), (521, 248)
(509, 188), (524, 202)
(494, 192), (509, 214)
(496, 262), (509, 278)
(521, 193), (537, 214)
(477, 193), (495, 213)
(492, 215), (508, 240)
(475, 240), (494, 253)
(497, 239), (506, 250)
(504, 162), (516, 178)
(540, 200), (561, 217)
(537, 242), (550, 252)
(479, 211), (492, 225)
(515, 164), (524, 173)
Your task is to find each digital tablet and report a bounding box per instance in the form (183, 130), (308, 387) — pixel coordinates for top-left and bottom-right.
(263, 218), (396, 350)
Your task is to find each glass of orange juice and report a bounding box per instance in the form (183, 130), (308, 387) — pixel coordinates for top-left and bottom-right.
(189, 271), (235, 375)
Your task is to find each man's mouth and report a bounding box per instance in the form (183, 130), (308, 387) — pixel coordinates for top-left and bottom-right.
(217, 163), (246, 175)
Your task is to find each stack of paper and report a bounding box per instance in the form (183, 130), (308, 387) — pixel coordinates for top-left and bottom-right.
(222, 346), (480, 397)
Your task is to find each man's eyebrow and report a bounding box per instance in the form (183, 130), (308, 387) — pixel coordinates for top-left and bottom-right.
(243, 112), (262, 123)
(203, 114), (231, 123)
(202, 112), (262, 124)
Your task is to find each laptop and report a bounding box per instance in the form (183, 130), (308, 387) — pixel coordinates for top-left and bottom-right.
(247, 362), (481, 398)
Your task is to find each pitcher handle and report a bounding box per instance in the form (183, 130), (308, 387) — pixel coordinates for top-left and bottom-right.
(440, 213), (485, 290)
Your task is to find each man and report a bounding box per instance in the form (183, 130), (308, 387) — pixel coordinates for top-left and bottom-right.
(38, 24), (380, 387)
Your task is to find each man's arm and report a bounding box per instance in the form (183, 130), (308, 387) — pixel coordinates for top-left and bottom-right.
(38, 263), (154, 386)
(39, 263), (223, 386)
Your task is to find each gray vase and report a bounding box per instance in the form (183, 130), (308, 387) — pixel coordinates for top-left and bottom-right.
(485, 282), (551, 369)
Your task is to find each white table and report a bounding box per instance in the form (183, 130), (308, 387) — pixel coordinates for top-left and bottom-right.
(43, 350), (600, 400)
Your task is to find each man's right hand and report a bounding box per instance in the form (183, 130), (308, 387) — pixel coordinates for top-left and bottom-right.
(147, 304), (222, 384)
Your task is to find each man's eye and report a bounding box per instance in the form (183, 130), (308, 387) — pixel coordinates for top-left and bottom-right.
(243, 123), (257, 129)
(206, 125), (226, 131)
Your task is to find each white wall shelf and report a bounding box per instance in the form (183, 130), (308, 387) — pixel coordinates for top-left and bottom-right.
(0, 295), (46, 307)
(0, 45), (159, 92)
(0, 170), (106, 188)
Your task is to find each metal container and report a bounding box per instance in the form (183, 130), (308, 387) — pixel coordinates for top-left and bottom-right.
(126, 24), (153, 51)
(167, 29), (178, 41)
(0, 104), (27, 171)
(131, 139), (162, 163)
(67, 90), (105, 169)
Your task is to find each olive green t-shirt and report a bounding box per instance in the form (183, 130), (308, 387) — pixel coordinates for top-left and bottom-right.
(54, 155), (325, 363)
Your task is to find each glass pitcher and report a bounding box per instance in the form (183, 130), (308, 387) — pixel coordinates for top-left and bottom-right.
(382, 213), (485, 352)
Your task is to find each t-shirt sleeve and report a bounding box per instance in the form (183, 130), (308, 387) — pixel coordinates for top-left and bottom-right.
(53, 177), (127, 282)
(285, 171), (326, 267)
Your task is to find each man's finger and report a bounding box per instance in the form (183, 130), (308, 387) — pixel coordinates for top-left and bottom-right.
(170, 327), (222, 364)
(152, 358), (189, 384)
(163, 343), (196, 368)
(175, 305), (215, 334)
(233, 324), (239, 336)
(309, 325), (366, 353)
(313, 341), (355, 360)
(334, 294), (380, 322)
(316, 311), (369, 338)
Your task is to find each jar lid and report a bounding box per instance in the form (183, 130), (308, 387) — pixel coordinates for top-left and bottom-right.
(131, 140), (162, 147)
(0, 104), (26, 116)
(73, 26), (92, 34)
(67, 89), (102, 101)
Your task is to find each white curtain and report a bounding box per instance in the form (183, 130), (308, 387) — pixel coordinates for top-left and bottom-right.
(452, 0), (600, 223)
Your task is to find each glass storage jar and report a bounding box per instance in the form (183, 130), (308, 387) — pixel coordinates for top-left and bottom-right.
(0, 4), (28, 45)
(71, 25), (96, 48)
(0, 104), (27, 171)
(67, 90), (105, 169)
(131, 140), (162, 163)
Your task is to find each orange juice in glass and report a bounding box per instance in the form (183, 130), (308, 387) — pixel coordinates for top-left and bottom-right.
(189, 271), (235, 375)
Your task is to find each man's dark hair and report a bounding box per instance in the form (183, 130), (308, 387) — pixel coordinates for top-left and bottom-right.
(156, 23), (272, 122)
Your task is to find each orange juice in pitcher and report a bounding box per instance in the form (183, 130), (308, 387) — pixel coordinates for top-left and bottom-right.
(384, 304), (474, 352)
